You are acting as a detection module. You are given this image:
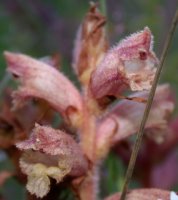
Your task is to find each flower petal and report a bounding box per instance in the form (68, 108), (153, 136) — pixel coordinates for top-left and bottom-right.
(150, 151), (178, 189)
(26, 163), (51, 198)
(100, 84), (174, 144)
(104, 188), (170, 200)
(17, 124), (88, 198)
(4, 51), (83, 125)
(73, 3), (108, 84)
(90, 27), (158, 99)
(96, 117), (118, 159)
(16, 124), (88, 177)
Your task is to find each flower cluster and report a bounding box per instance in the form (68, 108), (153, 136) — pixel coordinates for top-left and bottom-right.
(0, 3), (177, 200)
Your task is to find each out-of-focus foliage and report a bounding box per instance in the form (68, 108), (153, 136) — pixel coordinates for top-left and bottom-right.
(0, 0), (177, 199)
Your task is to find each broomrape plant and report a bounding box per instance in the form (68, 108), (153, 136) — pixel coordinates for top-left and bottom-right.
(0, 3), (178, 200)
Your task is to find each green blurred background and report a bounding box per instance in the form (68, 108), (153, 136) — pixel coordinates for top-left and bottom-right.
(0, 0), (177, 199)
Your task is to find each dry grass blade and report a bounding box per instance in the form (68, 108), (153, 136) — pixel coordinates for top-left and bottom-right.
(120, 9), (178, 200)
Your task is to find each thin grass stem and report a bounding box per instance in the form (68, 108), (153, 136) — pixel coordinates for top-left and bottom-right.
(120, 9), (178, 200)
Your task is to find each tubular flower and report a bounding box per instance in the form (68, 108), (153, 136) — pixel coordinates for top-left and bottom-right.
(98, 84), (174, 145)
(90, 27), (158, 99)
(4, 51), (83, 126)
(16, 124), (88, 197)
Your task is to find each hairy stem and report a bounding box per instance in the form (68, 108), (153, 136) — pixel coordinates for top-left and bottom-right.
(120, 9), (178, 200)
(73, 166), (99, 200)
(74, 87), (99, 200)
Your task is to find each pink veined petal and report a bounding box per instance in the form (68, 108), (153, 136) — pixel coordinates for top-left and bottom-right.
(96, 117), (118, 159)
(99, 84), (174, 144)
(90, 27), (158, 99)
(4, 51), (83, 124)
(150, 151), (178, 189)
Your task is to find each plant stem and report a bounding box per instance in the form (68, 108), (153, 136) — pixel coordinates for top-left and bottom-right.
(120, 9), (178, 200)
(99, 0), (107, 16)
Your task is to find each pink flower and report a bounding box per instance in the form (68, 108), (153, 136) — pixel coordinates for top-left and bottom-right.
(97, 84), (174, 146)
(90, 27), (158, 99)
(16, 124), (88, 197)
(4, 51), (83, 126)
